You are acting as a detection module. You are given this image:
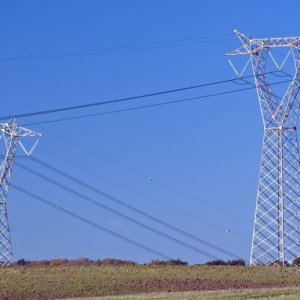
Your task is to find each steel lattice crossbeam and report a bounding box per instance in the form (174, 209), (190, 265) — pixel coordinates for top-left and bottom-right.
(227, 31), (300, 266)
(0, 119), (41, 265)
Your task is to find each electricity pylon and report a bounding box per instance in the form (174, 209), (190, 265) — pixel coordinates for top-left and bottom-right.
(226, 31), (300, 266)
(0, 117), (41, 265)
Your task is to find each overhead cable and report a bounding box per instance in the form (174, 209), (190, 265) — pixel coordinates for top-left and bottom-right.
(11, 183), (172, 260)
(0, 33), (234, 62)
(22, 77), (291, 126)
(0, 71), (281, 121)
(35, 126), (252, 223)
(15, 161), (223, 260)
(30, 156), (243, 259)
(32, 146), (248, 239)
(1, 29), (299, 62)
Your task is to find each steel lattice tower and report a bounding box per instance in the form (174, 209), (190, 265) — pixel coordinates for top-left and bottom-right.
(0, 118), (41, 265)
(227, 31), (300, 266)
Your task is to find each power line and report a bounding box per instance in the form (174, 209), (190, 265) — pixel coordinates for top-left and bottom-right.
(32, 146), (248, 239)
(11, 183), (172, 260)
(30, 156), (244, 259)
(19, 77), (292, 227)
(15, 76), (291, 233)
(0, 33), (234, 62)
(35, 125), (252, 223)
(0, 71), (281, 122)
(15, 161), (224, 260)
(1, 29), (299, 63)
(22, 77), (291, 126)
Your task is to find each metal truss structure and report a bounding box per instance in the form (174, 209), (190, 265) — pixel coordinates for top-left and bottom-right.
(227, 31), (300, 266)
(0, 118), (41, 265)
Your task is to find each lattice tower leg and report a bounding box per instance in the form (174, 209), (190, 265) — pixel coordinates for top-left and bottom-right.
(250, 128), (300, 266)
(0, 135), (18, 265)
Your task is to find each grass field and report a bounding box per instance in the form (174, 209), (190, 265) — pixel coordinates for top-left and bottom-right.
(67, 288), (300, 299)
(2, 265), (300, 299)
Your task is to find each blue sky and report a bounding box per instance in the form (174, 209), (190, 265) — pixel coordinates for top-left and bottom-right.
(1, 1), (300, 263)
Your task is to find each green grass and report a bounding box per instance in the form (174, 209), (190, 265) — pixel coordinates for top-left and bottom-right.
(1, 265), (300, 299)
(66, 288), (300, 299)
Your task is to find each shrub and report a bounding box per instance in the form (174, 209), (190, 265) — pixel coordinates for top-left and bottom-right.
(268, 260), (290, 267)
(49, 258), (68, 266)
(29, 260), (50, 266)
(227, 259), (245, 266)
(293, 257), (300, 266)
(165, 259), (188, 265)
(99, 258), (136, 265)
(205, 259), (227, 265)
(148, 259), (164, 265)
(16, 259), (29, 265)
(69, 257), (90, 265)
(148, 259), (188, 266)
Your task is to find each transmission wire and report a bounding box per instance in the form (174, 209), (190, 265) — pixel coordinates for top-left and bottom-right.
(22, 75), (293, 226)
(15, 161), (225, 260)
(11, 183), (172, 260)
(0, 33), (234, 62)
(2, 29), (300, 63)
(31, 147), (248, 239)
(0, 71), (280, 122)
(29, 156), (244, 259)
(22, 77), (291, 126)
(34, 124), (253, 223)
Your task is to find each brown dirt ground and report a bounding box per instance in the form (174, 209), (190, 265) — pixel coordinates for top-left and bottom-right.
(127, 278), (300, 293)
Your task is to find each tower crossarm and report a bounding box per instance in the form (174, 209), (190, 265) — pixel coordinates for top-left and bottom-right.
(226, 30), (300, 56)
(0, 122), (41, 138)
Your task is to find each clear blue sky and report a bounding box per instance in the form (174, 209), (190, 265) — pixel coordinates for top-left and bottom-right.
(1, 1), (300, 263)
